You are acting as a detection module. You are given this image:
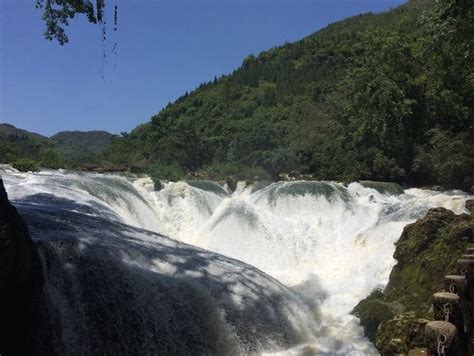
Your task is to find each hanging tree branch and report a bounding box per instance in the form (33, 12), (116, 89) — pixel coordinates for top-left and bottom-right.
(36, 0), (108, 45)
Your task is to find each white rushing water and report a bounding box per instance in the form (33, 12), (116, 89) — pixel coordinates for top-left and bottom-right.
(1, 166), (470, 355)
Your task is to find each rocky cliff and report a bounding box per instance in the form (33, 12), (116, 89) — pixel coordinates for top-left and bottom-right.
(0, 179), (43, 355)
(354, 202), (474, 354)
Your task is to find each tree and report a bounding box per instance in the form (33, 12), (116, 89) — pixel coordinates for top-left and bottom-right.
(36, 0), (112, 45)
(424, 0), (474, 62)
(413, 129), (474, 191)
(40, 148), (64, 169)
(31, 0), (473, 189)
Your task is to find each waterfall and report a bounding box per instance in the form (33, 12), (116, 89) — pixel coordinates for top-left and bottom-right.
(2, 166), (469, 354)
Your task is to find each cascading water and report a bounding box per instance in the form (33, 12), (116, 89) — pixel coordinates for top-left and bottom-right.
(145, 178), (468, 353)
(1, 165), (469, 354)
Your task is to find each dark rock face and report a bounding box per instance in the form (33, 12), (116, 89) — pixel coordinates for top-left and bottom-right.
(466, 199), (474, 213)
(0, 179), (43, 355)
(353, 206), (473, 354)
(387, 208), (472, 308)
(225, 176), (238, 192)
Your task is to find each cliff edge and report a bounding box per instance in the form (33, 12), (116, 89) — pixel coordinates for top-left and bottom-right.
(0, 178), (43, 355)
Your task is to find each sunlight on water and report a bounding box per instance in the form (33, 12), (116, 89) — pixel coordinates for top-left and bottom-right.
(2, 166), (470, 355)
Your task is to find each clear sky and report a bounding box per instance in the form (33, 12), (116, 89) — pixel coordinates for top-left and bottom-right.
(0, 0), (406, 137)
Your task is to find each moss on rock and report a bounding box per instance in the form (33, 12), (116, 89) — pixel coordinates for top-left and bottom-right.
(353, 206), (473, 354)
(353, 290), (396, 342)
(375, 313), (429, 355)
(387, 208), (473, 314)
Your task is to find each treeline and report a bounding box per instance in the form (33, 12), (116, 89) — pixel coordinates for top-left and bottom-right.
(6, 1), (472, 190)
(0, 133), (63, 171)
(0, 126), (113, 171)
(105, 0), (473, 190)
(106, 0), (473, 190)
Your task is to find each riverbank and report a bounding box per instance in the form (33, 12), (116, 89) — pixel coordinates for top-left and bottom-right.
(353, 201), (474, 354)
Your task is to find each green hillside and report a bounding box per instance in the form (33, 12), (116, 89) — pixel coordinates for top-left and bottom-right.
(0, 124), (58, 171)
(106, 0), (473, 190)
(0, 124), (114, 171)
(51, 130), (114, 166)
(0, 123), (51, 142)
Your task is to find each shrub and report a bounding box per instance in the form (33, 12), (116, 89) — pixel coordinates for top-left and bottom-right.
(147, 163), (186, 184)
(40, 148), (65, 169)
(199, 163), (272, 181)
(12, 158), (40, 172)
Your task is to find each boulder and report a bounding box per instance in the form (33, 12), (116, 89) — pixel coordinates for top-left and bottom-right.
(225, 176), (238, 192)
(352, 290), (395, 343)
(375, 312), (429, 355)
(354, 207), (473, 354)
(386, 208), (473, 309)
(288, 171), (300, 179)
(465, 199), (474, 213)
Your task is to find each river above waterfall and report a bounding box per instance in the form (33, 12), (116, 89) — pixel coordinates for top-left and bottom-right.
(1, 166), (469, 355)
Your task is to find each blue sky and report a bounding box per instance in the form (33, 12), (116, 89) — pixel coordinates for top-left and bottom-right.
(0, 0), (406, 136)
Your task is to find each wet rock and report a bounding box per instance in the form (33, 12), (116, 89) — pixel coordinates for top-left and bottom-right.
(153, 179), (164, 191)
(387, 208), (473, 308)
(355, 207), (473, 354)
(80, 163), (128, 173)
(466, 199), (474, 213)
(129, 162), (146, 173)
(225, 176), (238, 192)
(359, 181), (405, 195)
(352, 290), (395, 342)
(375, 313), (429, 355)
(0, 179), (43, 355)
(288, 171), (300, 179)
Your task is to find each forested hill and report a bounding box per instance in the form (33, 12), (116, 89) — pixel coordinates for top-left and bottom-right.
(51, 130), (114, 164)
(0, 124), (57, 171)
(0, 124), (114, 171)
(0, 124), (51, 143)
(103, 1), (469, 190)
(107, 0), (472, 189)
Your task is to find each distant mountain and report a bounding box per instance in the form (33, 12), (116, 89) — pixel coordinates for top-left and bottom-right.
(0, 124), (56, 170)
(0, 123), (52, 143)
(51, 130), (115, 156)
(0, 124), (115, 170)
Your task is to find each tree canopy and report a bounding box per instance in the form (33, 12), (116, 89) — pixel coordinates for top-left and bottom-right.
(36, 0), (113, 45)
(28, 0), (474, 190)
(104, 0), (473, 190)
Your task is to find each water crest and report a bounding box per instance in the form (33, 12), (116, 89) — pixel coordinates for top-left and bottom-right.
(2, 168), (469, 354)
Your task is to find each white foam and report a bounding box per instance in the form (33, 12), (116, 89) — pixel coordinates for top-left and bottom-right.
(2, 167), (470, 354)
(147, 179), (469, 352)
